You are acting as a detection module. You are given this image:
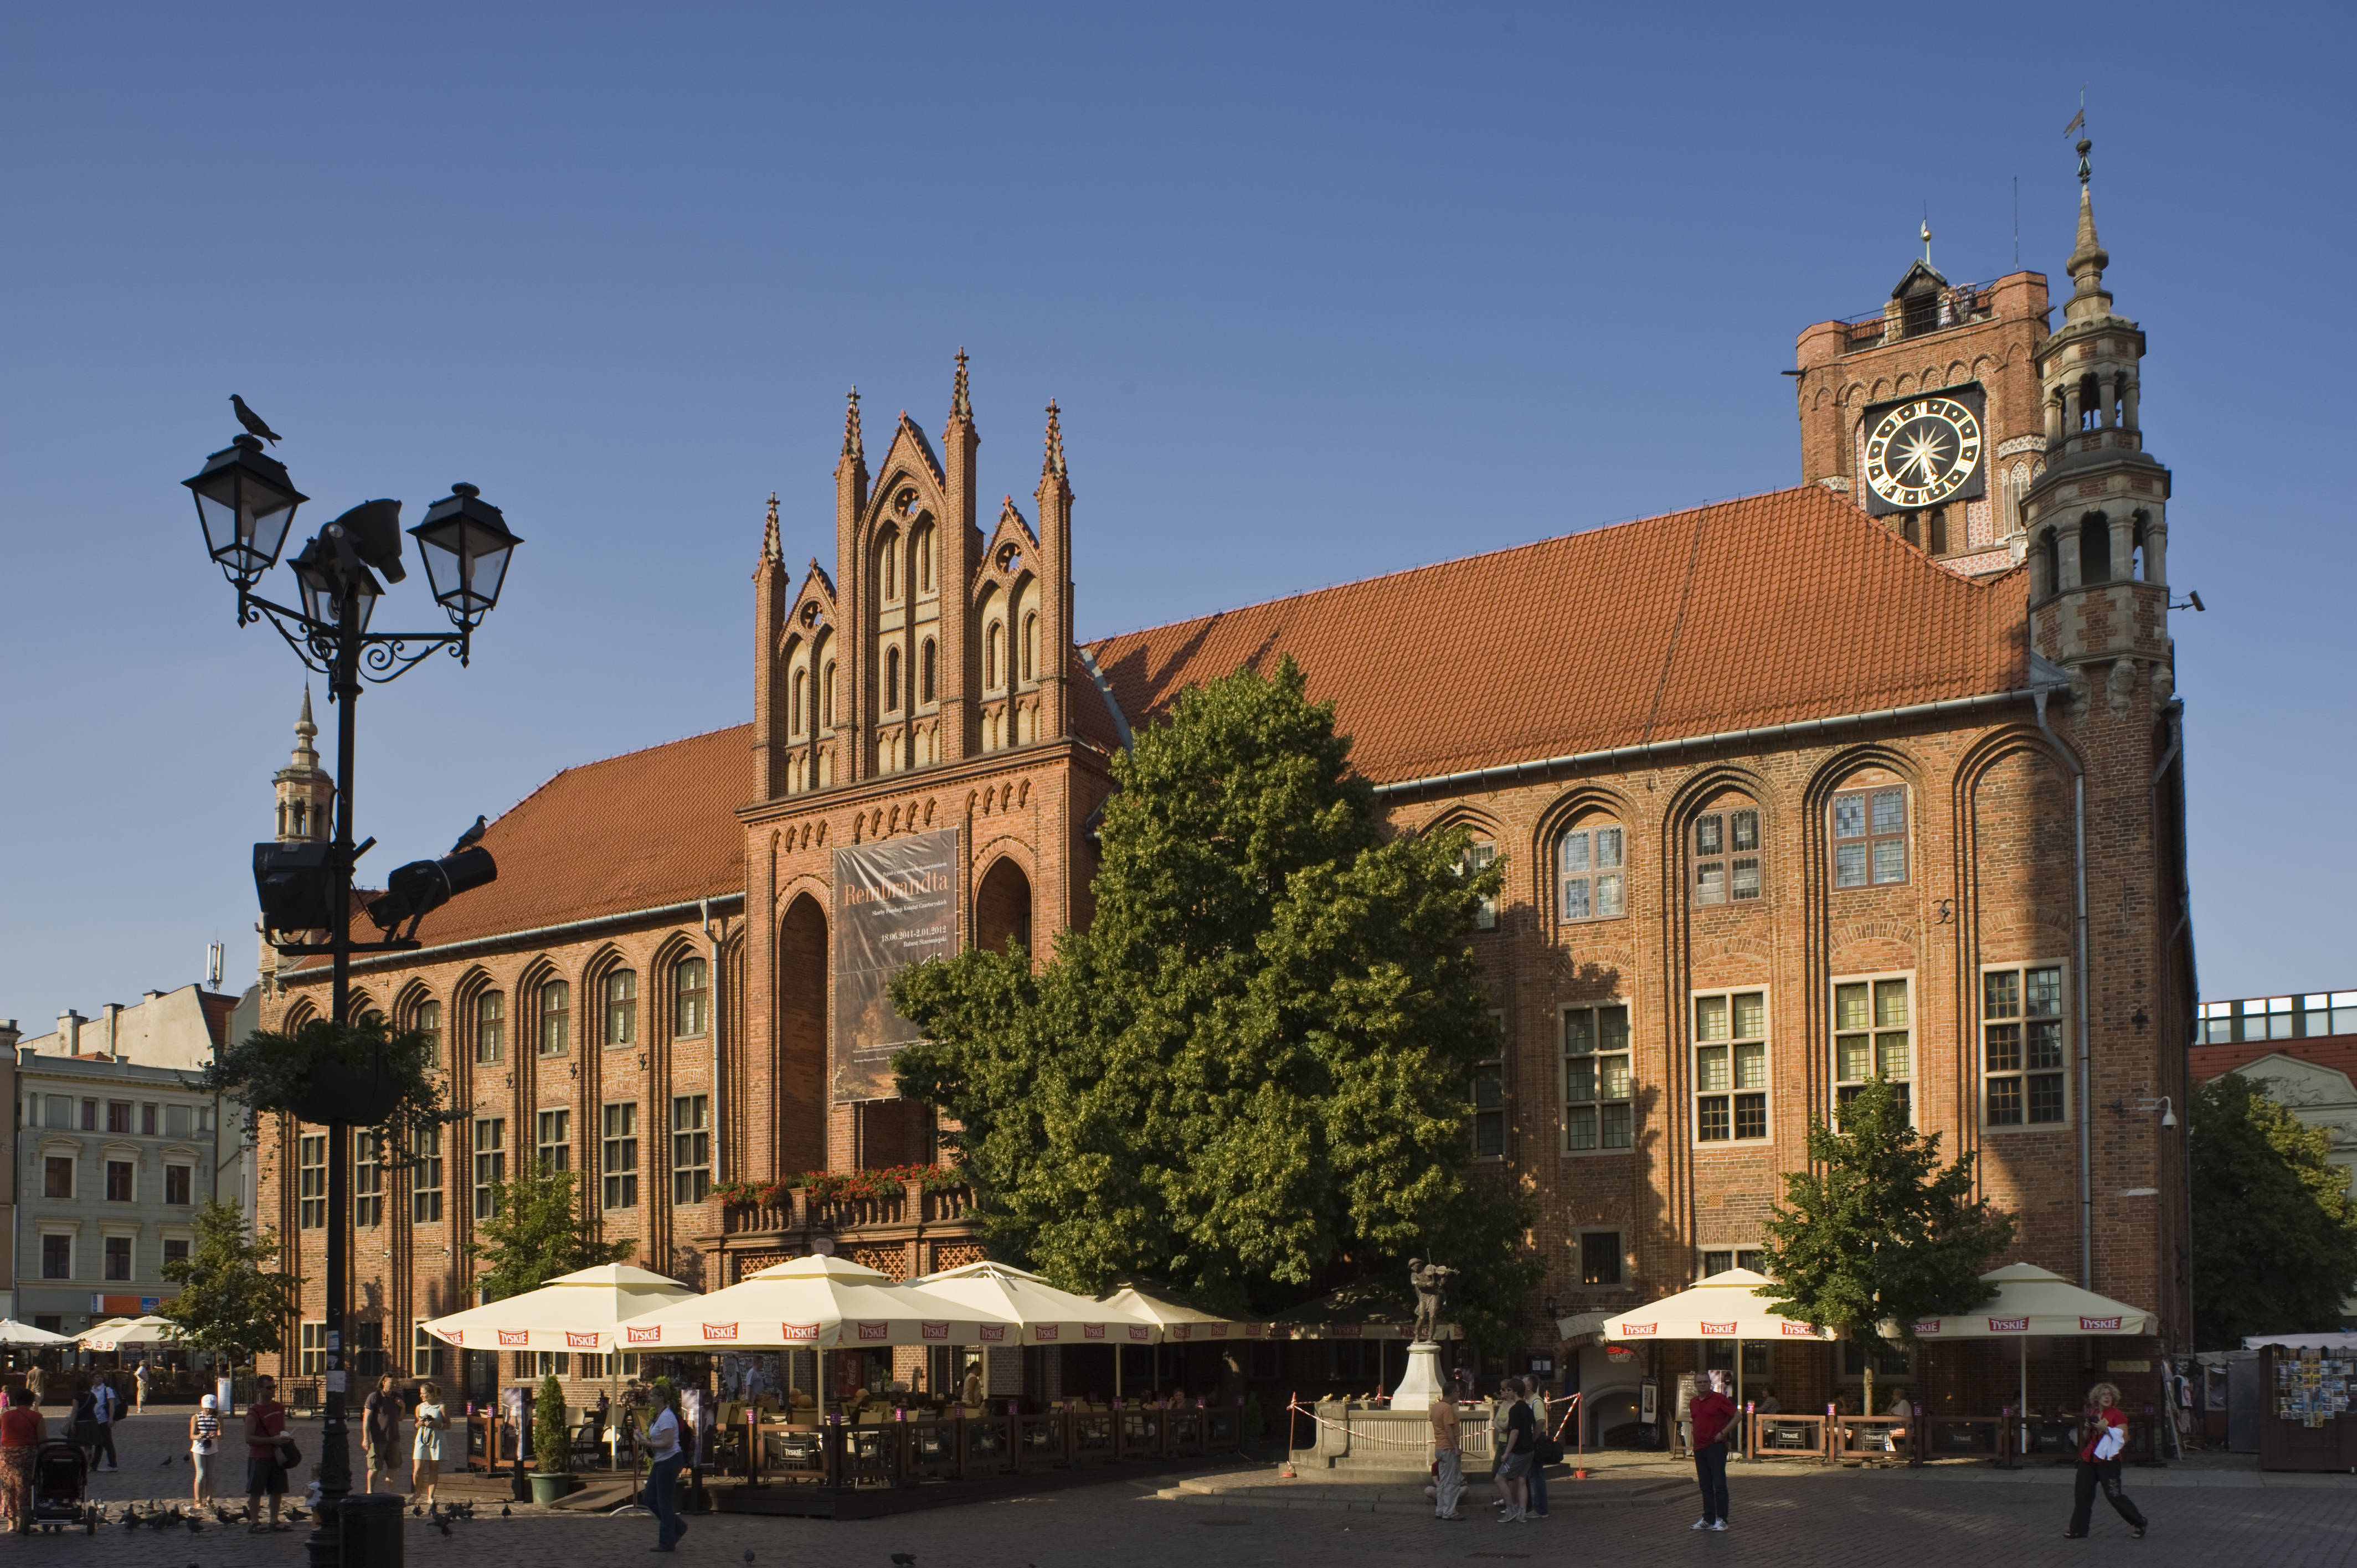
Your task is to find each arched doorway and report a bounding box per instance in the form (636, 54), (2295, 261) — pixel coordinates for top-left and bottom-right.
(975, 858), (1033, 956)
(778, 893), (827, 1171)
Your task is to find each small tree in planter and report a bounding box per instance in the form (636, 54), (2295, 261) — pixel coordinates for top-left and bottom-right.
(531, 1373), (572, 1502)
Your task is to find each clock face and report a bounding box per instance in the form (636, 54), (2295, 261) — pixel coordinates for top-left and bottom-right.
(1862, 396), (1983, 509)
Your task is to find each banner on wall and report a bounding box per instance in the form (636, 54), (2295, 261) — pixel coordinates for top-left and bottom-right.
(832, 827), (961, 1103)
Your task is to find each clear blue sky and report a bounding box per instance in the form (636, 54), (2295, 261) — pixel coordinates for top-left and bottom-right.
(2, 2), (2347, 1027)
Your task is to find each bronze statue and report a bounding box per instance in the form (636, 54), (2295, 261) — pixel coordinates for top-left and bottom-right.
(1409, 1257), (1458, 1343)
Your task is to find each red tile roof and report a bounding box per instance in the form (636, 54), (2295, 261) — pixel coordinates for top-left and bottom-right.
(1083, 486), (2032, 785)
(2193, 1036), (2357, 1086)
(289, 724), (753, 968)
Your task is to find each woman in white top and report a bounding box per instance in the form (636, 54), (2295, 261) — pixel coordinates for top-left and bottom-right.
(411, 1382), (446, 1507)
(188, 1394), (223, 1507)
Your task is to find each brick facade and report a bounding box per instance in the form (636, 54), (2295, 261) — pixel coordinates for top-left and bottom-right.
(255, 156), (2193, 1434)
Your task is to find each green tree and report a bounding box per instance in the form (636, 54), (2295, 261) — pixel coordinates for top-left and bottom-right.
(1756, 1077), (2015, 1346)
(533, 1373), (571, 1474)
(158, 1200), (302, 1368)
(892, 656), (1540, 1348)
(469, 1161), (633, 1303)
(2191, 1072), (2357, 1350)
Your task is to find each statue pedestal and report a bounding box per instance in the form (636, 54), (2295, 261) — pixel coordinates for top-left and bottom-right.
(1391, 1340), (1447, 1407)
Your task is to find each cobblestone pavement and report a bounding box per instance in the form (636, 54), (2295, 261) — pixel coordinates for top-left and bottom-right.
(32, 1413), (2357, 1568)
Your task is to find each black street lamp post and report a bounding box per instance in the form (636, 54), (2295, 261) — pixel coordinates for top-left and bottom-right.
(185, 431), (521, 1568)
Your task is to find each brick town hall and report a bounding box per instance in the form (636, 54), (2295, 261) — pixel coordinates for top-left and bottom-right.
(253, 147), (2194, 1441)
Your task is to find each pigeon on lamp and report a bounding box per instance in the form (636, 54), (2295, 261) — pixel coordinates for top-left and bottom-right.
(230, 395), (282, 446)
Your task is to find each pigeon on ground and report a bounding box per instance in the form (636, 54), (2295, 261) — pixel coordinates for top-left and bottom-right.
(435, 1515), (452, 1538)
(120, 1506), (141, 1530)
(162, 1455), (176, 1467)
(892, 1556), (916, 1566)
(451, 814), (488, 852)
(501, 1504), (511, 1518)
(231, 395), (282, 445)
(744, 1554), (755, 1566)
(186, 1515), (204, 1534)
(412, 1507), (423, 1518)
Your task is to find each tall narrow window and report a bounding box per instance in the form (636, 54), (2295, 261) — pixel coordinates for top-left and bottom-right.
(675, 957), (708, 1037)
(411, 1126), (444, 1224)
(822, 660), (836, 728)
(671, 1095), (710, 1204)
(792, 669), (806, 735)
(987, 623), (1004, 689)
(1557, 824), (1626, 921)
(1470, 1050), (1504, 1158)
(104, 1236), (132, 1281)
(473, 1118), (506, 1219)
(1693, 809), (1762, 905)
(354, 1132), (384, 1227)
(602, 1102), (639, 1210)
(1693, 991), (1768, 1142)
(43, 1157), (71, 1199)
(105, 1161), (134, 1201)
(539, 979), (569, 1057)
(1834, 977), (1912, 1121)
(1984, 964), (2068, 1127)
(879, 536), (897, 601)
(40, 1235), (70, 1280)
(299, 1134), (327, 1229)
(1580, 1231), (1623, 1287)
(415, 999), (442, 1067)
(920, 639), (936, 704)
(914, 524), (934, 594)
(604, 971), (636, 1048)
(1831, 786), (1908, 888)
(536, 1108), (570, 1174)
(476, 991), (505, 1065)
(165, 1164), (193, 1204)
(1022, 612), (1038, 683)
(1562, 1004), (1633, 1151)
(884, 645), (902, 711)
(412, 1322), (445, 1378)
(300, 1323), (326, 1376)
(1462, 840), (1498, 930)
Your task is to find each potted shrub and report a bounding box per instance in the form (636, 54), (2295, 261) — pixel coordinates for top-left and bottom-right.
(530, 1374), (572, 1504)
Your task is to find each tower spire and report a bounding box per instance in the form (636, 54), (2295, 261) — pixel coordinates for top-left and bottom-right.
(842, 387), (864, 460)
(951, 348), (971, 421)
(292, 685), (318, 767)
(2065, 137), (2112, 322)
(1041, 399), (1066, 479)
(759, 491), (781, 566)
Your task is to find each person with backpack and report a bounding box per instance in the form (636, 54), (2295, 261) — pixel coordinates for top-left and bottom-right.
(1687, 1368), (1737, 1532)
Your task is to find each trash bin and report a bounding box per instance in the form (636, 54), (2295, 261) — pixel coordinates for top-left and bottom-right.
(338, 1492), (405, 1568)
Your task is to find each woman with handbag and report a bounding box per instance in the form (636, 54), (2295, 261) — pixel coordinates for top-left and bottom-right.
(2065, 1382), (2148, 1539)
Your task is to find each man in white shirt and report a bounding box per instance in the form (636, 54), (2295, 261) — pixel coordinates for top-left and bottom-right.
(645, 1384), (688, 1552)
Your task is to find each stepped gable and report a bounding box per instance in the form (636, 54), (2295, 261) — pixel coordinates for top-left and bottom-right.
(1084, 485), (2031, 784)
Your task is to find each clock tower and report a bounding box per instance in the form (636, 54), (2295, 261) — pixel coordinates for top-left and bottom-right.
(1793, 230), (2052, 576)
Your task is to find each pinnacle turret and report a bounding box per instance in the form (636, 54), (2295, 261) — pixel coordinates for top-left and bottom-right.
(1041, 399), (1066, 479)
(842, 388), (864, 460)
(951, 348), (972, 422)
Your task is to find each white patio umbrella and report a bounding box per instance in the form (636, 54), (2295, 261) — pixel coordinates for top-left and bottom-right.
(1098, 1286), (1251, 1400)
(1603, 1268), (1834, 1414)
(1897, 1263), (2155, 1453)
(0, 1320), (71, 1347)
(917, 1262), (1157, 1396)
(78, 1315), (182, 1351)
(615, 1255), (1005, 1411)
(423, 1263), (699, 1353)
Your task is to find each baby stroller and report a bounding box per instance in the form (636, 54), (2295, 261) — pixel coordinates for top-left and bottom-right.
(25, 1441), (94, 1533)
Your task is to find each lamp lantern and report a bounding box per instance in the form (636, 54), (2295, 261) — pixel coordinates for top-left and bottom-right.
(410, 483), (522, 623)
(183, 435), (307, 589)
(290, 535), (384, 634)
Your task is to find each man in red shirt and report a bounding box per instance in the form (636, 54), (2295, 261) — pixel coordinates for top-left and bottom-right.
(1686, 1370), (1737, 1532)
(243, 1375), (290, 1533)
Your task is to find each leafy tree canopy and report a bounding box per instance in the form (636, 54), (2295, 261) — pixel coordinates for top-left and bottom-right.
(158, 1200), (302, 1365)
(892, 657), (1540, 1347)
(2191, 1072), (2357, 1350)
(1756, 1076), (2015, 1346)
(469, 1161), (634, 1303)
